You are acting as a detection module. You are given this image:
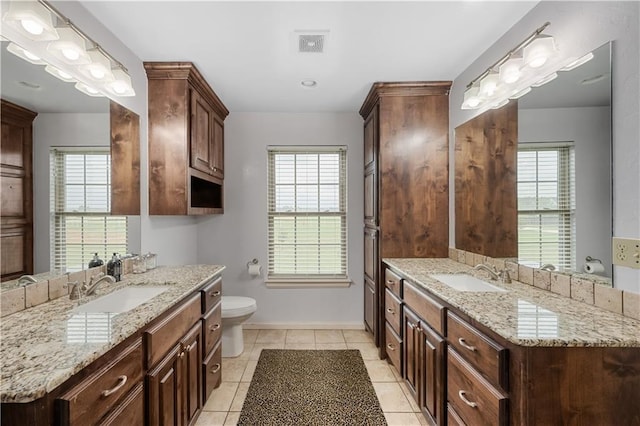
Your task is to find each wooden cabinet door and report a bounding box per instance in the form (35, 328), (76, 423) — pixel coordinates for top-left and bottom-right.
(403, 307), (420, 401)
(190, 89), (214, 175)
(147, 345), (181, 426)
(364, 278), (375, 334)
(181, 323), (202, 426)
(364, 170), (376, 226)
(364, 227), (378, 282)
(363, 106), (377, 170)
(420, 322), (446, 426)
(211, 115), (224, 179)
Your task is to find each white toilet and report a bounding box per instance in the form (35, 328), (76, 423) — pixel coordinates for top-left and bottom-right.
(221, 296), (257, 357)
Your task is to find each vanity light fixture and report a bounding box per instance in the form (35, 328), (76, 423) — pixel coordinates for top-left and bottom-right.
(6, 42), (46, 65)
(0, 0), (135, 98)
(523, 35), (558, 68)
(531, 72), (558, 88)
(509, 86), (531, 99)
(479, 72), (500, 97)
(499, 56), (523, 84)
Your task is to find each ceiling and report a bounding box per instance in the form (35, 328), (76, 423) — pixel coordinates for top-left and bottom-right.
(77, 1), (540, 112)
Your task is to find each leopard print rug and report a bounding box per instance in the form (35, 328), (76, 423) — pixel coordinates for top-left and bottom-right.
(237, 349), (387, 425)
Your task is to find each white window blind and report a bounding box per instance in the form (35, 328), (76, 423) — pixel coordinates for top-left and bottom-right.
(267, 147), (347, 283)
(51, 148), (128, 272)
(517, 144), (575, 271)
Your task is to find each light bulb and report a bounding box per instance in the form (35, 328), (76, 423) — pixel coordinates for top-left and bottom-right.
(62, 48), (80, 61)
(86, 86), (99, 94)
(462, 86), (482, 109)
(112, 81), (127, 94)
(21, 19), (44, 35)
(524, 36), (557, 69)
(499, 58), (523, 84)
(90, 68), (106, 79)
(23, 50), (40, 61)
(479, 73), (500, 97)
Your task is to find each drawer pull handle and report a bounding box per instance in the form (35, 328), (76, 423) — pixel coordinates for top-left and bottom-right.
(211, 290), (221, 297)
(101, 375), (127, 397)
(458, 338), (477, 352)
(458, 390), (478, 408)
(210, 323), (221, 331)
(210, 363), (221, 374)
(386, 308), (395, 314)
(386, 343), (396, 351)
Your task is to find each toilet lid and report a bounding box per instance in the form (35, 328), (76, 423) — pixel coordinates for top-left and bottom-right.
(222, 296), (257, 317)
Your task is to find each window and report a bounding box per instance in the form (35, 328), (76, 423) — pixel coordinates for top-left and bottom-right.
(51, 148), (128, 272)
(267, 146), (348, 287)
(517, 144), (575, 271)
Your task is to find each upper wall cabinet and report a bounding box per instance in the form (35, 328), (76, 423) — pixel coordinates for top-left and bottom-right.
(144, 62), (229, 215)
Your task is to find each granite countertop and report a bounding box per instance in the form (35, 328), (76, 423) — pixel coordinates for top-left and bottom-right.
(383, 258), (640, 348)
(0, 265), (224, 403)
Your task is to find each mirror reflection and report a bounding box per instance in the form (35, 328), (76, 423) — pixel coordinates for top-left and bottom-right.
(0, 40), (140, 286)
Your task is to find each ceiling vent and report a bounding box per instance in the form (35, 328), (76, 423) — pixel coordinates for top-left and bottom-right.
(294, 30), (329, 54)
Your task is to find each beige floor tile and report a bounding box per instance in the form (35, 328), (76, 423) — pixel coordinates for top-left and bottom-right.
(384, 412), (423, 426)
(243, 329), (258, 344)
(285, 329), (315, 343)
(221, 358), (249, 382)
(229, 382), (250, 411)
(240, 360), (258, 382)
(248, 343), (285, 360)
(365, 360), (397, 382)
(373, 382), (414, 413)
(195, 411), (228, 426)
(347, 342), (381, 360)
(390, 364), (403, 382)
(343, 329), (373, 343)
(255, 329), (286, 343)
(315, 329), (345, 343)
(316, 342), (348, 350)
(399, 381), (421, 412)
(203, 382), (239, 411)
(285, 342), (317, 349)
(224, 412), (241, 426)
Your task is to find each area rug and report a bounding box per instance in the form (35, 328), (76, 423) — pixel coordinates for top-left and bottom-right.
(237, 349), (387, 425)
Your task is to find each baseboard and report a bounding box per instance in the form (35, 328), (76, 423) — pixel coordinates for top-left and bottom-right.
(244, 322), (365, 330)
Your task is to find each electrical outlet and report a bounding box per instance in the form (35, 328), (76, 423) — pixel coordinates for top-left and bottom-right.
(612, 237), (640, 269)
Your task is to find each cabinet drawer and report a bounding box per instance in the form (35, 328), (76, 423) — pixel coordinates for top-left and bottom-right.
(98, 382), (144, 426)
(384, 268), (402, 297)
(203, 301), (222, 357)
(447, 312), (508, 389)
(203, 341), (222, 404)
(385, 322), (402, 375)
(447, 349), (508, 426)
(447, 403), (466, 426)
(404, 280), (444, 335)
(384, 288), (402, 334)
(58, 339), (143, 425)
(145, 293), (201, 368)
(201, 276), (222, 314)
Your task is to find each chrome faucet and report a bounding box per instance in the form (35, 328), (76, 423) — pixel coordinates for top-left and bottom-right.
(540, 264), (556, 271)
(83, 273), (116, 296)
(474, 264), (512, 284)
(18, 275), (37, 286)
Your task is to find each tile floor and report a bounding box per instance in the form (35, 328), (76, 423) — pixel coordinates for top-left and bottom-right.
(196, 329), (429, 426)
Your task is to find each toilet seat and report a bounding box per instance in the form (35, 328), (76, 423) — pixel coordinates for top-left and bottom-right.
(222, 296), (257, 318)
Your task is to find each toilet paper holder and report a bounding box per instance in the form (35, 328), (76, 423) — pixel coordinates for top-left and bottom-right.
(247, 258), (259, 268)
(585, 256), (602, 264)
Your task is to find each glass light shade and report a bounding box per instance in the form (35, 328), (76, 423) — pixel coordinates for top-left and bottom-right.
(524, 35), (557, 68)
(560, 52), (594, 72)
(105, 68), (135, 96)
(462, 86), (482, 109)
(3, 0), (59, 41)
(509, 86), (532, 99)
(47, 27), (91, 65)
(45, 65), (76, 82)
(531, 72), (558, 88)
(6, 42), (46, 65)
(79, 50), (114, 82)
(499, 57), (523, 84)
(75, 82), (103, 97)
(479, 73), (500, 97)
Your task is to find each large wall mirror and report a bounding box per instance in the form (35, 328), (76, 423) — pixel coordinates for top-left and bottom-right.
(1, 40), (141, 284)
(455, 42), (612, 281)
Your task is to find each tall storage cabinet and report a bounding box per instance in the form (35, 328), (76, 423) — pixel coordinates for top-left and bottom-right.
(359, 82), (451, 349)
(144, 62), (228, 215)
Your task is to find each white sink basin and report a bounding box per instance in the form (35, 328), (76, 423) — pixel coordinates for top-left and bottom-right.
(72, 287), (168, 313)
(429, 274), (507, 292)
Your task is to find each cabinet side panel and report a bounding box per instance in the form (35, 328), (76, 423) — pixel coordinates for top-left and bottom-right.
(147, 79), (189, 215)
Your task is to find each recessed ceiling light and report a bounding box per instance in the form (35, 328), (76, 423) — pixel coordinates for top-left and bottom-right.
(301, 79), (317, 88)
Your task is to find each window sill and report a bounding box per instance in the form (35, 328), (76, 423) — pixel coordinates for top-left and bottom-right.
(265, 278), (352, 289)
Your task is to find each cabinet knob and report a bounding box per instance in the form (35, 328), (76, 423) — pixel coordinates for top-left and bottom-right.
(210, 363), (221, 374)
(458, 338), (477, 352)
(101, 375), (127, 397)
(458, 390), (478, 408)
(386, 308), (395, 314)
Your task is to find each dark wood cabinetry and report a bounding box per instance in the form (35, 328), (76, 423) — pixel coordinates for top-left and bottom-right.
(110, 101), (141, 216)
(359, 82), (451, 347)
(145, 62), (228, 215)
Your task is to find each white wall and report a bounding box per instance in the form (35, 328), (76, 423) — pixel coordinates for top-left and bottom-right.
(519, 107), (612, 276)
(196, 113), (364, 327)
(449, 1), (639, 292)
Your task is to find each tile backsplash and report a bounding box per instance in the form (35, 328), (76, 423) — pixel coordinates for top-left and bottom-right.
(448, 248), (639, 321)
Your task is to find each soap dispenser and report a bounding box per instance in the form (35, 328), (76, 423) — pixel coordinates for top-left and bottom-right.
(88, 253), (104, 268)
(107, 253), (118, 279)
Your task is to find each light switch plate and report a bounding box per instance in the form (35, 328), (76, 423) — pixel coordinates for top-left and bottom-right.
(612, 237), (640, 269)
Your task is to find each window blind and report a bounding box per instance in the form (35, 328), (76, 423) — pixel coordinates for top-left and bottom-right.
(51, 148), (128, 272)
(267, 146), (347, 279)
(517, 144), (575, 271)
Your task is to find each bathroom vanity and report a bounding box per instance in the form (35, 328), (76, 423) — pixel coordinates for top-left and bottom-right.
(0, 265), (224, 426)
(382, 258), (640, 426)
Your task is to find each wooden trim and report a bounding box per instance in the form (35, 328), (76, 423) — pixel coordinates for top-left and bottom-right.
(0, 100), (37, 125)
(359, 81), (452, 118)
